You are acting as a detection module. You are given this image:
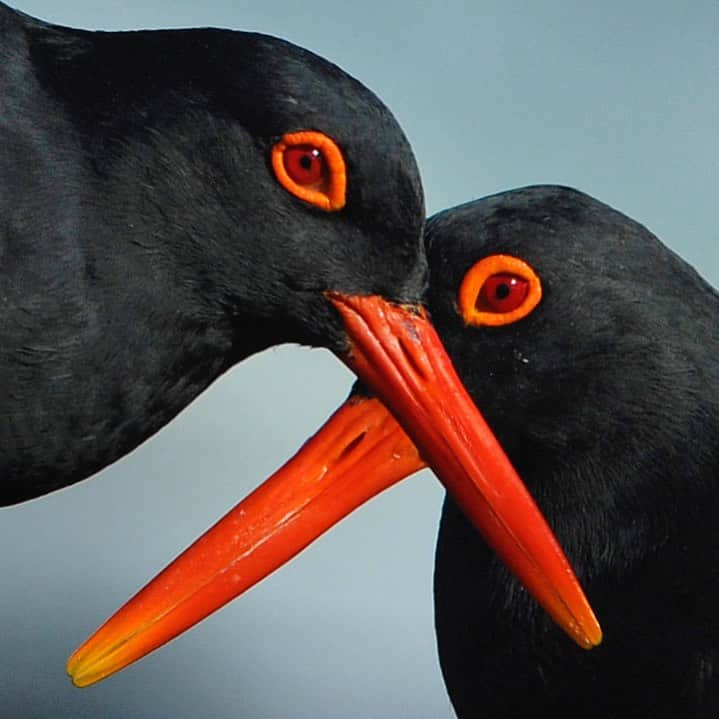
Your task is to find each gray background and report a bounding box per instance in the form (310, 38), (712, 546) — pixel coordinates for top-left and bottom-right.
(1, 1), (717, 717)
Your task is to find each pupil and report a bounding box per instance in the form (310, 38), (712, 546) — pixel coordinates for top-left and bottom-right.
(299, 154), (313, 171)
(495, 283), (511, 300)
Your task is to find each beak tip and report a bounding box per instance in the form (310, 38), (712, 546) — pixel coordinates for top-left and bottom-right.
(67, 667), (98, 689)
(577, 616), (603, 650)
(66, 653), (96, 688)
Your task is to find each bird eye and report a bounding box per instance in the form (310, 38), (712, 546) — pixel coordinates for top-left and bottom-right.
(271, 131), (346, 212)
(457, 254), (542, 327)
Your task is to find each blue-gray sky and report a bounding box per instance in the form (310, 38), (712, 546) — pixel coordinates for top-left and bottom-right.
(1, 1), (718, 717)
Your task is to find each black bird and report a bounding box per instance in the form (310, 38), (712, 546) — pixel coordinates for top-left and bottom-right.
(88, 186), (713, 713)
(1, 5), (598, 688)
(0, 1), (424, 504)
(429, 186), (719, 718)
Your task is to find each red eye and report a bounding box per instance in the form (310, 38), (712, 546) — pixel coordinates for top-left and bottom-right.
(457, 254), (542, 327)
(271, 131), (347, 212)
(478, 274), (529, 313)
(283, 145), (327, 187)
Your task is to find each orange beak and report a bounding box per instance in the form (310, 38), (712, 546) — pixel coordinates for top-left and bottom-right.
(67, 295), (601, 687)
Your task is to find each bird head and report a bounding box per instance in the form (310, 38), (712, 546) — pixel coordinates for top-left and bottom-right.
(425, 185), (719, 571)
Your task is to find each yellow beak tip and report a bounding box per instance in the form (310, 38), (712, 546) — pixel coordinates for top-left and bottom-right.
(68, 670), (96, 689)
(580, 623), (603, 650)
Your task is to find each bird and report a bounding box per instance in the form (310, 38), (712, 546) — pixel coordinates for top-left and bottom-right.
(73, 185), (716, 715)
(428, 186), (719, 718)
(0, 1), (423, 505)
(1, 5), (598, 692)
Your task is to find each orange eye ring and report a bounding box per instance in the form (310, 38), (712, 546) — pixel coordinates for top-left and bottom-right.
(271, 131), (346, 212)
(457, 254), (542, 327)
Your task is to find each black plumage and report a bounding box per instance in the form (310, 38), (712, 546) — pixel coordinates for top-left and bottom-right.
(0, 3), (425, 504)
(429, 186), (719, 718)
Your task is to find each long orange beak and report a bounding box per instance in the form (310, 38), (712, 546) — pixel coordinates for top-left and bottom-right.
(67, 295), (601, 687)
